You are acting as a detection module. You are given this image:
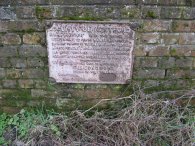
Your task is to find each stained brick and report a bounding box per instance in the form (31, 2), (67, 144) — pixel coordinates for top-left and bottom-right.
(2, 80), (17, 88)
(9, 0), (130, 6)
(31, 89), (48, 97)
(0, 0), (46, 5)
(192, 51), (195, 57)
(0, 34), (2, 45)
(120, 6), (141, 19)
(166, 69), (191, 78)
(46, 0), (136, 5)
(0, 88), (30, 98)
(0, 68), (5, 79)
(159, 0), (176, 5)
(10, 58), (27, 68)
(2, 107), (20, 114)
(23, 33), (45, 45)
(140, 57), (158, 68)
(135, 45), (170, 57)
(175, 79), (191, 88)
(170, 45), (194, 56)
(190, 70), (195, 77)
(34, 80), (47, 89)
(179, 33), (195, 45)
(39, 6), (122, 20)
(19, 45), (47, 57)
(22, 69), (46, 79)
(0, 58), (11, 67)
(143, 80), (160, 88)
(178, 0), (190, 5)
(6, 69), (22, 79)
(27, 58), (45, 67)
(133, 69), (165, 79)
(84, 88), (119, 99)
(161, 33), (179, 44)
(0, 7), (16, 20)
(2, 33), (21, 45)
(53, 6), (82, 18)
(183, 7), (195, 19)
(193, 59), (195, 68)
(160, 7), (183, 19)
(148, 45), (170, 56)
(142, 0), (158, 5)
(134, 45), (147, 56)
(18, 79), (34, 88)
(17, 0), (46, 5)
(172, 20), (195, 32)
(0, 21), (9, 32)
(0, 0), (16, 6)
(158, 0), (186, 5)
(140, 33), (160, 44)
(0, 46), (18, 57)
(191, 22), (195, 31)
(134, 57), (141, 68)
(143, 20), (171, 32)
(175, 57), (193, 68)
(0, 21), (43, 32)
(26, 100), (43, 107)
(158, 57), (176, 68)
(16, 6), (35, 19)
(47, 5), (141, 20)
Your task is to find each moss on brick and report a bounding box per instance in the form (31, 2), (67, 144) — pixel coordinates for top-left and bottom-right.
(59, 16), (104, 21)
(143, 79), (193, 98)
(23, 28), (36, 33)
(35, 6), (52, 20)
(172, 21), (179, 31)
(146, 11), (157, 18)
(170, 48), (177, 56)
(72, 84), (85, 89)
(9, 28), (37, 34)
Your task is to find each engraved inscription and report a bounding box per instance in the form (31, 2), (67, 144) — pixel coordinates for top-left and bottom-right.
(46, 22), (134, 84)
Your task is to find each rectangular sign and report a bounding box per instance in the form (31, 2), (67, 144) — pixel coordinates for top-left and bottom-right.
(46, 21), (134, 84)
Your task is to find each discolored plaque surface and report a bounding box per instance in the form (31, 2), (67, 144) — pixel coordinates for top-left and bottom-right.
(46, 21), (134, 84)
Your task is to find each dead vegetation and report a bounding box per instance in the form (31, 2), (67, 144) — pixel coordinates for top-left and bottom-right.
(15, 89), (195, 146)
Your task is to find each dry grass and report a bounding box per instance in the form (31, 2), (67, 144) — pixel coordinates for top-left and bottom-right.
(19, 89), (195, 146)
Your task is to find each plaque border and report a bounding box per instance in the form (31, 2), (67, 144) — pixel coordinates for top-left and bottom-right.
(46, 21), (135, 84)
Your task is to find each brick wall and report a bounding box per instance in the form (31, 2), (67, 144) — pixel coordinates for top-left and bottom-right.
(0, 0), (195, 113)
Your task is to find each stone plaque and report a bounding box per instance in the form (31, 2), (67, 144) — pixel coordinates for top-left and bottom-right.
(46, 21), (134, 84)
